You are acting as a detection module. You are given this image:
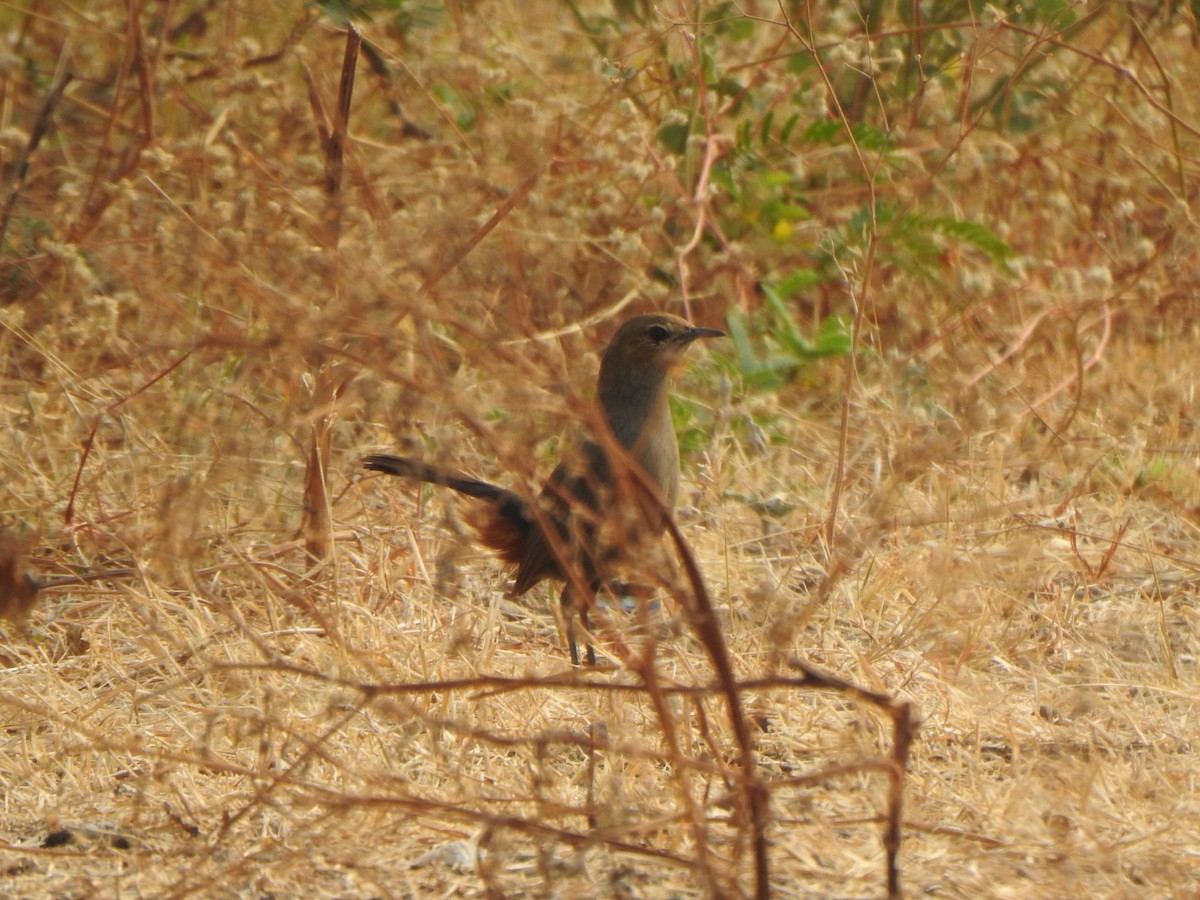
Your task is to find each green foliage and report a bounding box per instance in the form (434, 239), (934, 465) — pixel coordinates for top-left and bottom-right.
(433, 84), (477, 131)
(657, 116), (690, 155)
(1134, 455), (1171, 489)
(485, 82), (516, 105)
(802, 119), (891, 152)
(314, 0), (443, 35)
(313, 0), (374, 24)
(703, 1), (756, 40)
(721, 273), (851, 391)
(632, 0), (1091, 339)
(836, 202), (1016, 280)
(671, 394), (714, 457)
(928, 217), (1015, 267)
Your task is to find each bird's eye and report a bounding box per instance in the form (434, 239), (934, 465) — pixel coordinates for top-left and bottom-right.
(647, 324), (670, 342)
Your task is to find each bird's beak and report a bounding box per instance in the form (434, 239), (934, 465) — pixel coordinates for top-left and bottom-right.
(685, 326), (725, 343)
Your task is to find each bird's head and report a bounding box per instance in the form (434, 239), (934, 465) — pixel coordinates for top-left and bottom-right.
(600, 313), (724, 380)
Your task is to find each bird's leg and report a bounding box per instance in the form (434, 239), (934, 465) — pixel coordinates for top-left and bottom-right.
(561, 582), (598, 666)
(582, 606), (596, 666)
(579, 576), (604, 666)
(562, 583), (581, 666)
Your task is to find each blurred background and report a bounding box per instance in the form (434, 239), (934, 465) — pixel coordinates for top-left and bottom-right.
(1, 1), (1198, 895)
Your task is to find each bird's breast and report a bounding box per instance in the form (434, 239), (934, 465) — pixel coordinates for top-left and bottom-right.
(630, 399), (680, 509)
(635, 438), (679, 509)
(601, 378), (681, 510)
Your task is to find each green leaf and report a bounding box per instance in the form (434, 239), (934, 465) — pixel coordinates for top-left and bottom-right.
(775, 269), (824, 296)
(316, 0), (373, 24)
(714, 77), (749, 114)
(758, 170), (793, 189)
(658, 121), (690, 155)
(765, 201), (809, 223)
(433, 84), (476, 130)
(849, 121), (889, 150)
(786, 53), (813, 75)
(813, 316), (852, 355)
(779, 113), (800, 143)
(728, 18), (756, 40)
(723, 298), (850, 392)
(929, 217), (1015, 264)
(726, 309), (758, 374)
(803, 120), (843, 144)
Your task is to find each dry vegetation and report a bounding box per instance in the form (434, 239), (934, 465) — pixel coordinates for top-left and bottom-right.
(2, 0), (1199, 896)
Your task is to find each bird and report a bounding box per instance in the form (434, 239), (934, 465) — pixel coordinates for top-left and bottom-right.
(363, 312), (724, 663)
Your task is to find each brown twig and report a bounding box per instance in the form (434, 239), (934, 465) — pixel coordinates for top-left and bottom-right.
(65, 348), (195, 526)
(786, 658), (915, 900)
(411, 167), (545, 305)
(302, 24), (362, 251)
(299, 365), (357, 563)
(68, 0), (155, 245)
(298, 26), (362, 562)
(0, 72), (72, 251)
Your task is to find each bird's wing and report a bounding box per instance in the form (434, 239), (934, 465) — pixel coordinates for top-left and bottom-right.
(510, 445), (606, 596)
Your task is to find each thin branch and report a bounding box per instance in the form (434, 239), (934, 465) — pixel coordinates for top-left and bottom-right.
(0, 72), (72, 250)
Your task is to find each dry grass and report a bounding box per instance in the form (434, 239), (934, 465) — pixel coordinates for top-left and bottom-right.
(2, 0), (1199, 896)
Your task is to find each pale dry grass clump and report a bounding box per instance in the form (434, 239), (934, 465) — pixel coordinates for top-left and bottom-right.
(2, 1), (1199, 896)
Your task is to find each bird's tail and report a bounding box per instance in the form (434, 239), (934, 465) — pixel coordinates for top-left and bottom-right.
(362, 453), (534, 565)
(363, 454), (508, 501)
